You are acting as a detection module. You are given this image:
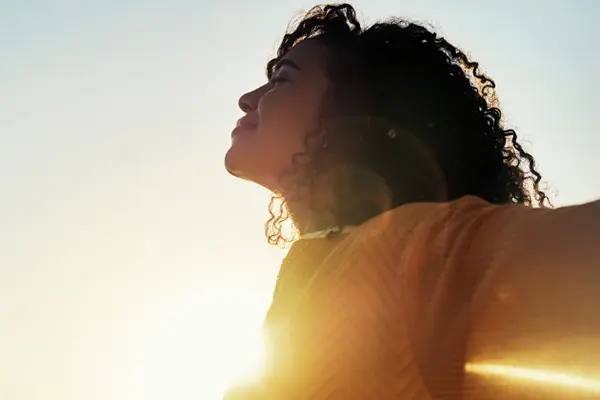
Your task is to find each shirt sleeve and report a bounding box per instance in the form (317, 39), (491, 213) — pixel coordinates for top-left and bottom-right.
(223, 196), (600, 400)
(426, 197), (600, 399)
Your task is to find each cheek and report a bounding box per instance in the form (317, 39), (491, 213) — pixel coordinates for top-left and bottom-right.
(224, 96), (309, 188)
(258, 88), (320, 153)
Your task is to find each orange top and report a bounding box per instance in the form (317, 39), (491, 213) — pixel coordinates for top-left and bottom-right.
(225, 196), (600, 399)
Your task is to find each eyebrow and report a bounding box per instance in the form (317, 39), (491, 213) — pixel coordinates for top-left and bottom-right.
(274, 59), (301, 73)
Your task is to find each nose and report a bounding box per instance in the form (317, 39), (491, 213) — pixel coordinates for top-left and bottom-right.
(237, 86), (261, 113)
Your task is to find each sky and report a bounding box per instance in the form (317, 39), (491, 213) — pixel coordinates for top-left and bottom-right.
(1, 1), (599, 399)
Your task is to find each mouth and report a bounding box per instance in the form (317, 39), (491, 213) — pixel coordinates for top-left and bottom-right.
(231, 116), (258, 138)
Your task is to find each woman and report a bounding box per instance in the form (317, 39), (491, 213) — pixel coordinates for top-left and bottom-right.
(224, 4), (600, 399)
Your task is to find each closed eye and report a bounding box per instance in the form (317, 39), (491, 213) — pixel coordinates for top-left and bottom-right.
(271, 76), (290, 85)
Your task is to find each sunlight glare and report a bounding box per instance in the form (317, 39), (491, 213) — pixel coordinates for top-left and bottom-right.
(466, 363), (600, 393)
(125, 286), (269, 400)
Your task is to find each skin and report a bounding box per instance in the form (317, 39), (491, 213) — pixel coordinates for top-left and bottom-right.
(225, 39), (334, 232)
(225, 39), (328, 193)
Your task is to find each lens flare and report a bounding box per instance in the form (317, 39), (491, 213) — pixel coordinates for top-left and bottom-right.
(465, 363), (600, 393)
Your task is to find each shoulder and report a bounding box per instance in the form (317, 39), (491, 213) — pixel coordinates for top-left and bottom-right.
(361, 196), (495, 236)
(351, 196), (500, 257)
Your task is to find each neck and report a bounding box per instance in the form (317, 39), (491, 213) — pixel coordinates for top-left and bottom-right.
(288, 202), (336, 236)
(281, 174), (337, 235)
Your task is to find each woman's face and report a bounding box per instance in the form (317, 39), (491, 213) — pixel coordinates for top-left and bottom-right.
(224, 39), (329, 192)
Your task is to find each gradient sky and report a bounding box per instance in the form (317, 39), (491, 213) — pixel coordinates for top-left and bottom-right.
(1, 1), (599, 399)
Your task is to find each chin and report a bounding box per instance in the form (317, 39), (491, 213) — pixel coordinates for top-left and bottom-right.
(224, 144), (281, 191)
(224, 146), (257, 183)
(224, 147), (242, 178)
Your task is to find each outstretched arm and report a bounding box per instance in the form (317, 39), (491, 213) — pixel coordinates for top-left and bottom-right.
(434, 198), (600, 399)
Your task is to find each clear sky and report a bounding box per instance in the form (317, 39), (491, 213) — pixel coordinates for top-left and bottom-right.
(1, 1), (599, 399)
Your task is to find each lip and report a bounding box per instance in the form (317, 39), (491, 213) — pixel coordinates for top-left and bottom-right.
(231, 126), (246, 138)
(231, 116), (257, 138)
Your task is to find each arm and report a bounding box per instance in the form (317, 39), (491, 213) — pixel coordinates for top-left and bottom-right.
(433, 198), (600, 399)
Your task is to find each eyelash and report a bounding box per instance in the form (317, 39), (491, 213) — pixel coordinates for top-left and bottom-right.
(271, 76), (289, 85)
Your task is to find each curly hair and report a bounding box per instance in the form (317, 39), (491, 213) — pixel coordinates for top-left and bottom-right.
(264, 3), (550, 246)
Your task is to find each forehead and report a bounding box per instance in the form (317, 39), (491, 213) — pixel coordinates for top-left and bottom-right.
(276, 38), (328, 73)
